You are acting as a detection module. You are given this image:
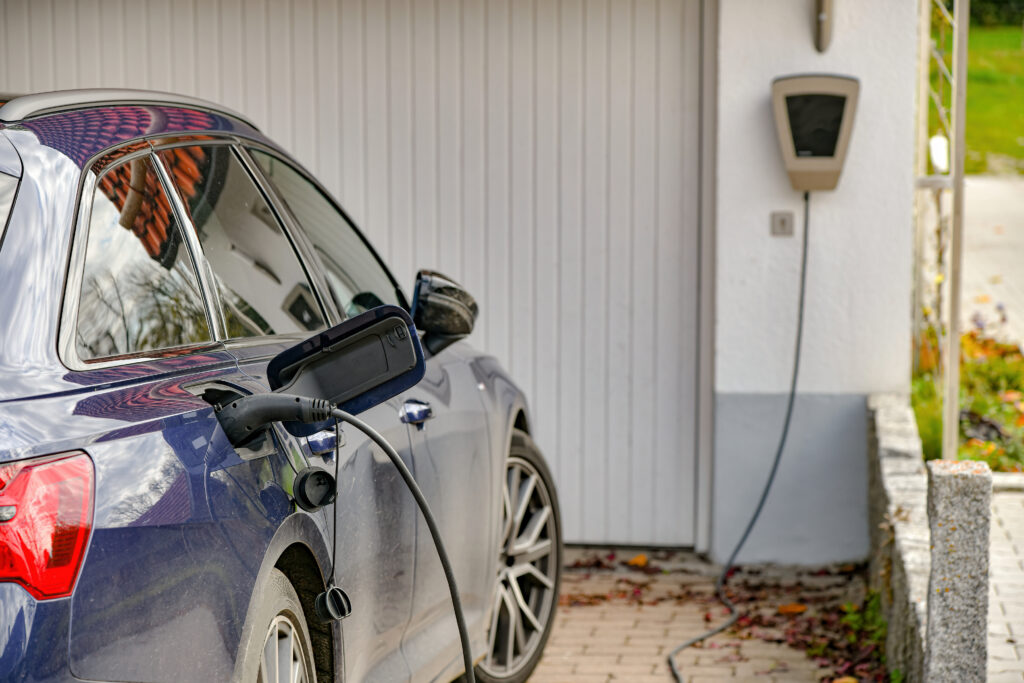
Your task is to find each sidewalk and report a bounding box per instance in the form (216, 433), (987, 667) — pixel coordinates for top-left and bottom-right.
(990, 487), (1024, 682)
(960, 176), (1024, 681)
(961, 176), (1024, 345)
(531, 549), (852, 682)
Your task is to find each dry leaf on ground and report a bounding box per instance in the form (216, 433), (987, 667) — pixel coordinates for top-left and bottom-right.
(777, 603), (808, 615)
(626, 553), (648, 568)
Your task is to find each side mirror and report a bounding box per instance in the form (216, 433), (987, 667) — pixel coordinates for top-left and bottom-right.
(410, 270), (478, 355)
(268, 305), (425, 413)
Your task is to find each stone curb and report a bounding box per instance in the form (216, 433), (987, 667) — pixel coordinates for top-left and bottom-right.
(867, 393), (929, 682)
(868, 394), (995, 683)
(992, 472), (1024, 492)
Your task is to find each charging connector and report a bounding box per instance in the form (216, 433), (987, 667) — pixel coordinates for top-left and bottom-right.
(215, 393), (333, 445)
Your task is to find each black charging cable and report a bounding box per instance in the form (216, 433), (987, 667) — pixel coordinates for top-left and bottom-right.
(667, 191), (811, 682)
(331, 408), (477, 683)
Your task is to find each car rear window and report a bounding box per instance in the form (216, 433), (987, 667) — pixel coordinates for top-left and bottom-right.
(76, 155), (213, 360)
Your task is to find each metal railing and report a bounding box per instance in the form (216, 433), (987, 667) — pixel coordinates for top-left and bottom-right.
(912, 0), (969, 460)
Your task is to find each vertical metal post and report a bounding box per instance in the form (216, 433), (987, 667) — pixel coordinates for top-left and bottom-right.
(942, 0), (970, 461)
(912, 0), (933, 374)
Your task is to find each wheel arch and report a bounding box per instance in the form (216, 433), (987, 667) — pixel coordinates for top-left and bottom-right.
(231, 512), (338, 683)
(275, 543), (335, 683)
(513, 409), (530, 436)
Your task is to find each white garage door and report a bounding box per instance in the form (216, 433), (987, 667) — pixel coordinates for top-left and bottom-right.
(2, 0), (701, 545)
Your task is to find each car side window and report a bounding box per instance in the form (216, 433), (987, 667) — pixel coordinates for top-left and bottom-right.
(76, 154), (212, 360)
(157, 145), (325, 339)
(247, 149), (404, 318)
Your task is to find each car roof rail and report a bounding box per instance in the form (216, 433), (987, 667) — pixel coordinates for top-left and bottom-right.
(0, 88), (258, 129)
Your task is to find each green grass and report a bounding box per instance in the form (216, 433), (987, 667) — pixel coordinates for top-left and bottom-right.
(965, 25), (1024, 173)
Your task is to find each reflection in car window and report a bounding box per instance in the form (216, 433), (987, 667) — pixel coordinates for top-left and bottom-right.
(76, 155), (211, 360)
(248, 149), (403, 318)
(157, 145), (325, 339)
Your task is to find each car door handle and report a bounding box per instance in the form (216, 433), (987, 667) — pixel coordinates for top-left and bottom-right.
(399, 399), (434, 426)
(307, 428), (343, 456)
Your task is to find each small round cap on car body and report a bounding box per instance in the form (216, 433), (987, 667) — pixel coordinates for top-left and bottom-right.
(315, 586), (352, 623)
(292, 467), (337, 512)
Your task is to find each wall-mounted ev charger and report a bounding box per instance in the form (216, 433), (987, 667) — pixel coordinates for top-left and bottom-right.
(668, 73), (860, 682)
(771, 74), (860, 191)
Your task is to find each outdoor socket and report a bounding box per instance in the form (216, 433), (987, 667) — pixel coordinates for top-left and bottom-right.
(771, 211), (795, 237)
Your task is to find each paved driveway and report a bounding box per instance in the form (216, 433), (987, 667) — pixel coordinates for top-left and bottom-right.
(531, 549), (848, 682)
(958, 176), (1024, 680)
(990, 486), (1024, 681)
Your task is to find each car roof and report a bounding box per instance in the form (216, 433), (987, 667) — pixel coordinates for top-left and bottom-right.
(0, 89), (257, 129)
(0, 90), (278, 172)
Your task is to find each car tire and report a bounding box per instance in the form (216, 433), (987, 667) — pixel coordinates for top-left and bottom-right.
(475, 429), (563, 683)
(233, 568), (318, 683)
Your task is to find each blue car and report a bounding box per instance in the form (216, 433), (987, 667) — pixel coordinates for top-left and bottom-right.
(0, 90), (561, 683)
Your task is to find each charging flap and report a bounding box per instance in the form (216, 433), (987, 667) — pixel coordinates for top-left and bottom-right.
(267, 305), (426, 420)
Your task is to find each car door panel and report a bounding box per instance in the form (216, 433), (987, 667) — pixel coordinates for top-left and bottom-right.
(401, 349), (496, 681)
(241, 144), (490, 680)
(226, 342), (418, 683)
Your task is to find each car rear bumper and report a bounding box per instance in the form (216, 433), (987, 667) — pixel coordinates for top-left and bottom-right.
(0, 583), (82, 683)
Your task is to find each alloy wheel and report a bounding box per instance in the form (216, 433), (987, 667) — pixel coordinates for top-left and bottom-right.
(479, 454), (559, 678)
(257, 614), (310, 683)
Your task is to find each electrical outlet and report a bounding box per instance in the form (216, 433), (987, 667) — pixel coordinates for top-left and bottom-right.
(771, 211), (794, 237)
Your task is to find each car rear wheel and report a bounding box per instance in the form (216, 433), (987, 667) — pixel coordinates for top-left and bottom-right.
(477, 429), (562, 683)
(235, 568), (317, 683)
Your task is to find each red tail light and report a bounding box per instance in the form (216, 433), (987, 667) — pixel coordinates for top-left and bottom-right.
(0, 452), (94, 599)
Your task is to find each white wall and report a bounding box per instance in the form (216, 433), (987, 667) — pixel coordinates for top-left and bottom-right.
(711, 0), (918, 564)
(716, 0), (917, 395)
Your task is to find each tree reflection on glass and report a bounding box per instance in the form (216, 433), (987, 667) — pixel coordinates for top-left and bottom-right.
(76, 157), (211, 361)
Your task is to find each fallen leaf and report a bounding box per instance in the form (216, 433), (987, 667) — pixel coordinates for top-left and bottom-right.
(559, 593), (608, 607)
(991, 275), (1003, 284)
(777, 603), (807, 615)
(976, 294), (992, 304)
(626, 553), (648, 568)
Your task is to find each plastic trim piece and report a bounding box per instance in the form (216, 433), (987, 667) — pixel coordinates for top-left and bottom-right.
(0, 89), (258, 129)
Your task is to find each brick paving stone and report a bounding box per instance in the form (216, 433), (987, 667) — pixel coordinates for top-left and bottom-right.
(992, 643), (1022, 661)
(988, 673), (1024, 683)
(991, 490), (1024, 679)
(531, 548), (829, 682)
